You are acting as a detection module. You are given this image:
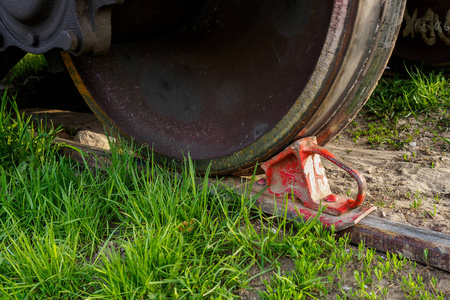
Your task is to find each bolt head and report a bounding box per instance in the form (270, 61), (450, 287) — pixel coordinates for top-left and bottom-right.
(60, 30), (79, 52)
(26, 33), (38, 46)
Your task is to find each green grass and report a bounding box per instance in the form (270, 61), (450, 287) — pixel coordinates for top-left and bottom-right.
(0, 90), (60, 169)
(350, 68), (450, 149)
(4, 54), (49, 83)
(0, 91), (447, 297)
(365, 69), (450, 119)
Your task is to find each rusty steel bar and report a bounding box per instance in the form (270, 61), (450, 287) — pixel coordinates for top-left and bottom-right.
(222, 176), (450, 271)
(337, 215), (450, 272)
(224, 176), (376, 232)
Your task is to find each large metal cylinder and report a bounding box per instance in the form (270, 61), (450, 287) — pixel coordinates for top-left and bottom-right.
(62, 0), (406, 174)
(1, 0), (411, 174)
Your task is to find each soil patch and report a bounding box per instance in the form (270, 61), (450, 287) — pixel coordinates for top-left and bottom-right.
(329, 114), (449, 235)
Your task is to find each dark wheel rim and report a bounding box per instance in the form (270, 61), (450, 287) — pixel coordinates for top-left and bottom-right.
(63, 0), (405, 174)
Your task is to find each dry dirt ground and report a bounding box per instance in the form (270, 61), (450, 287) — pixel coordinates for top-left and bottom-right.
(325, 117), (450, 299)
(329, 114), (449, 236)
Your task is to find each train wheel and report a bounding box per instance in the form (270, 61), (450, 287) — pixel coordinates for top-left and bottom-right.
(391, 0), (450, 72)
(62, 0), (405, 174)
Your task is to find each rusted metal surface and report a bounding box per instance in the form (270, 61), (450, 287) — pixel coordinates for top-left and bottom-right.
(391, 0), (450, 71)
(337, 215), (450, 272)
(225, 175), (375, 232)
(63, 0), (406, 174)
(261, 137), (367, 216)
(297, 0), (406, 145)
(111, 0), (207, 45)
(67, 0), (333, 162)
(253, 182), (375, 232)
(221, 137), (375, 230)
(0, 0), (124, 55)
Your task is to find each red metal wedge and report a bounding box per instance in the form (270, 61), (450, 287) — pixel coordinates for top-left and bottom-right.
(260, 137), (375, 230)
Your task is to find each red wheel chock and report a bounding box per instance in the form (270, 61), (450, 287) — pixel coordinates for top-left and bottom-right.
(258, 137), (375, 231)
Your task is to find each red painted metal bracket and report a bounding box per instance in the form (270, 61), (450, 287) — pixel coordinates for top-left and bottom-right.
(260, 136), (375, 230)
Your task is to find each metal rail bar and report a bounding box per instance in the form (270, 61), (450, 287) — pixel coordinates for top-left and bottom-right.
(337, 215), (450, 272)
(223, 176), (450, 272)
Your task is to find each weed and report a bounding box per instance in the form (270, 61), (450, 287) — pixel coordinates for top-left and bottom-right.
(433, 194), (440, 204)
(374, 268), (383, 282)
(423, 249), (429, 265)
(409, 190), (423, 210)
(0, 91), (60, 169)
(399, 273), (444, 299)
(353, 68), (450, 149)
(375, 197), (388, 208)
(363, 248), (376, 275)
(366, 68), (450, 119)
(5, 54), (49, 83)
(0, 227), (93, 298)
(428, 204), (438, 218)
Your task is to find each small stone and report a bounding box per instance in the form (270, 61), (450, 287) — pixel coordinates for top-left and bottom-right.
(74, 130), (115, 150)
(409, 142), (417, 147)
(431, 226), (445, 232)
(389, 213), (407, 223)
(364, 174), (374, 183)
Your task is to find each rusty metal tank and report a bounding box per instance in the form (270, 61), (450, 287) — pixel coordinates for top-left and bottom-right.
(0, 0), (447, 174)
